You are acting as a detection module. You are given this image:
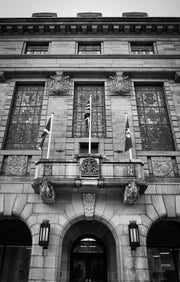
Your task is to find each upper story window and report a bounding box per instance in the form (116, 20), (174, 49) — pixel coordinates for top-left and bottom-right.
(135, 84), (174, 151)
(131, 42), (154, 54)
(25, 43), (49, 54)
(5, 84), (44, 150)
(73, 83), (106, 138)
(78, 42), (101, 54)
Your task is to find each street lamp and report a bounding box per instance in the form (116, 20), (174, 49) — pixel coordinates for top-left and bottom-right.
(39, 220), (50, 249)
(129, 221), (140, 250)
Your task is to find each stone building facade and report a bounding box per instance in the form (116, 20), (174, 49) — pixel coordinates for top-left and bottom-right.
(0, 11), (180, 282)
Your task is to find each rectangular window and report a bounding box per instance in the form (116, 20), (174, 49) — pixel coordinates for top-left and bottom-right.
(78, 42), (101, 54)
(73, 84), (106, 137)
(131, 42), (154, 54)
(135, 84), (174, 151)
(5, 84), (44, 150)
(25, 43), (49, 54)
(80, 143), (99, 154)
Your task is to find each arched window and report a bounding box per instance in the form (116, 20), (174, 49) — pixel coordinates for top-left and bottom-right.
(0, 218), (32, 282)
(147, 220), (180, 282)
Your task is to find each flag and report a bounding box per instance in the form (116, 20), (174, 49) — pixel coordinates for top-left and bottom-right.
(125, 117), (133, 152)
(39, 117), (51, 150)
(84, 99), (90, 130)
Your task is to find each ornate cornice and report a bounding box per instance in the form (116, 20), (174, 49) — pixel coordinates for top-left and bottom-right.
(0, 17), (180, 35)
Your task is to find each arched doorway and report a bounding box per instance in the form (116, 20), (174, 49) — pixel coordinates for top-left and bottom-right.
(147, 219), (180, 282)
(0, 218), (32, 282)
(60, 220), (117, 282)
(70, 236), (107, 282)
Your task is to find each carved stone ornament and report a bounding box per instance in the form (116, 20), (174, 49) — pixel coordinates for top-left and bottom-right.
(123, 181), (140, 205)
(80, 157), (99, 177)
(39, 180), (55, 204)
(151, 157), (174, 177)
(83, 193), (96, 218)
(108, 75), (130, 95)
(6, 155), (28, 175)
(47, 73), (71, 95)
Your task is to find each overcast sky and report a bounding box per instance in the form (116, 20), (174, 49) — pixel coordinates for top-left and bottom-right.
(0, 0), (180, 18)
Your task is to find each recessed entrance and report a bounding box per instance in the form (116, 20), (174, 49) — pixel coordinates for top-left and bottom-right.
(60, 220), (117, 282)
(70, 236), (107, 282)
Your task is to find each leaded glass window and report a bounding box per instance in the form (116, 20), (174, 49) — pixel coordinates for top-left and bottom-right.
(131, 43), (154, 54)
(25, 43), (49, 54)
(5, 84), (44, 150)
(135, 84), (174, 151)
(78, 43), (101, 54)
(73, 84), (106, 137)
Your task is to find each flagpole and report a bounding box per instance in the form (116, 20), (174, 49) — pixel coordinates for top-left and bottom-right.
(88, 95), (92, 154)
(47, 113), (54, 159)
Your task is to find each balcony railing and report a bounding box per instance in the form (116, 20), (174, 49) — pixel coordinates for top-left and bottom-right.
(32, 154), (147, 204)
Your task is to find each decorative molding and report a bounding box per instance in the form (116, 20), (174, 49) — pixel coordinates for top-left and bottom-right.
(108, 75), (130, 95)
(123, 181), (140, 205)
(80, 157), (99, 177)
(151, 156), (174, 177)
(47, 72), (72, 95)
(82, 193), (96, 219)
(5, 155), (28, 175)
(39, 180), (55, 204)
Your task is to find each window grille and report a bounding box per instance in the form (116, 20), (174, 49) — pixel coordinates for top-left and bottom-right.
(135, 84), (174, 151)
(78, 43), (101, 54)
(25, 43), (49, 54)
(5, 84), (44, 150)
(131, 43), (154, 54)
(73, 84), (106, 137)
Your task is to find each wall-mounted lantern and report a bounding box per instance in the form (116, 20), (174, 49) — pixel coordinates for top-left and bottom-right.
(39, 220), (50, 249)
(128, 221), (140, 250)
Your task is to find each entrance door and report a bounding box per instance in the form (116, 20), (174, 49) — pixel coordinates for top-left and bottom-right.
(70, 237), (107, 282)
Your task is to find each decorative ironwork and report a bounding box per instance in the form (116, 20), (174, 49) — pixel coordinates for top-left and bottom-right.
(82, 193), (96, 218)
(108, 75), (130, 94)
(39, 180), (55, 204)
(151, 156), (174, 177)
(47, 73), (71, 95)
(73, 84), (106, 137)
(123, 181), (140, 205)
(80, 157), (99, 177)
(135, 85), (174, 151)
(5, 84), (44, 150)
(3, 155), (28, 175)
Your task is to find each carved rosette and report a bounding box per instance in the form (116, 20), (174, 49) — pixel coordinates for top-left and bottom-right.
(80, 157), (99, 177)
(39, 180), (55, 204)
(123, 181), (140, 205)
(47, 73), (71, 95)
(6, 155), (28, 175)
(151, 157), (174, 177)
(108, 75), (130, 95)
(82, 193), (96, 219)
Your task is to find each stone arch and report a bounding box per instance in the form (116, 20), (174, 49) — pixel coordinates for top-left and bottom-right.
(58, 215), (120, 282)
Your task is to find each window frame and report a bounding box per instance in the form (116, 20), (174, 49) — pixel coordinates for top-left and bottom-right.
(130, 42), (155, 55)
(23, 42), (49, 55)
(76, 42), (102, 55)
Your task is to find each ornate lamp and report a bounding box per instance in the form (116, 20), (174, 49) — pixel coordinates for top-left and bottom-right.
(39, 220), (50, 249)
(129, 221), (140, 250)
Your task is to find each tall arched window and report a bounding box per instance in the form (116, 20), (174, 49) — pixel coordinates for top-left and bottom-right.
(0, 218), (32, 282)
(147, 220), (180, 282)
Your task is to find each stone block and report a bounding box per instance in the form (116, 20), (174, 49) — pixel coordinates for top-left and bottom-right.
(163, 195), (176, 217)
(13, 194), (27, 215)
(4, 194), (16, 216)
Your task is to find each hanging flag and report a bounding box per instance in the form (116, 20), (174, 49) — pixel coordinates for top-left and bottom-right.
(84, 99), (90, 130)
(39, 117), (51, 150)
(125, 117), (133, 152)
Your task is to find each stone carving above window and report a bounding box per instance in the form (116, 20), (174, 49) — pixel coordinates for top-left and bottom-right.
(47, 72), (72, 95)
(108, 75), (130, 95)
(123, 181), (140, 205)
(80, 157), (99, 177)
(39, 180), (55, 204)
(82, 193), (96, 218)
(151, 157), (174, 177)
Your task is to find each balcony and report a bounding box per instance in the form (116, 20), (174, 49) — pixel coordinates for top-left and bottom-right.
(32, 154), (147, 204)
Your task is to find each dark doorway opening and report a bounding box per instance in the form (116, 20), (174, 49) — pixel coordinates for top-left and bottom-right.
(70, 236), (107, 282)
